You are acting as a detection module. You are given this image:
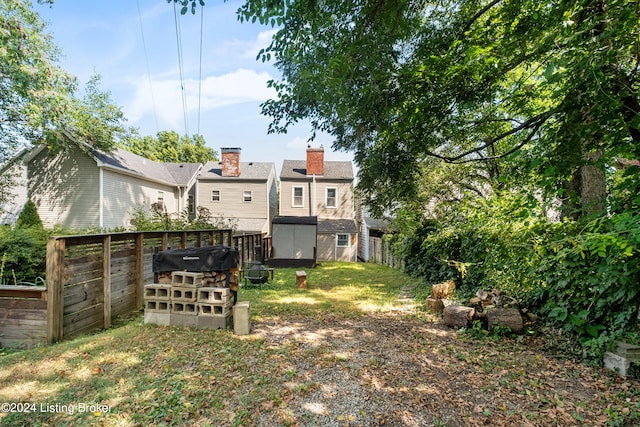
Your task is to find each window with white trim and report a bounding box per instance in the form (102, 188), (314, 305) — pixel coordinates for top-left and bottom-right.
(211, 190), (220, 202)
(243, 190), (253, 202)
(336, 233), (350, 247)
(292, 186), (304, 207)
(326, 187), (337, 208)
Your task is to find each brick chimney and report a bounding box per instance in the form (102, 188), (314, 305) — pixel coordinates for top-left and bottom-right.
(306, 145), (324, 175)
(221, 147), (241, 177)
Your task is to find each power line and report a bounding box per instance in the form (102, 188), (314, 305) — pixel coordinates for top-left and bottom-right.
(173, 1), (190, 138)
(136, 0), (159, 134)
(197, 4), (204, 135)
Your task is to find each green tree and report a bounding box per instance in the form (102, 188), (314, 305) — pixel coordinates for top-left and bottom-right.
(234, 0), (639, 217)
(0, 0), (75, 204)
(15, 199), (43, 229)
(120, 131), (218, 164)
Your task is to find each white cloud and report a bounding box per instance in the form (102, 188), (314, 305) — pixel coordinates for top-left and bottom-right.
(126, 68), (276, 127)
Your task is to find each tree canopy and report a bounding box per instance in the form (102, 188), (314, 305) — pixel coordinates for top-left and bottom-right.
(120, 131), (218, 164)
(233, 0), (639, 217)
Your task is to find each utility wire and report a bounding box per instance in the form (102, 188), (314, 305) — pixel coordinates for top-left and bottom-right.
(136, 0), (159, 134)
(173, 2), (190, 138)
(197, 4), (204, 135)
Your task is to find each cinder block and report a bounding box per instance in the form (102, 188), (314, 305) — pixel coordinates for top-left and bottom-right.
(144, 284), (171, 301)
(171, 287), (197, 302)
(199, 302), (232, 317)
(170, 313), (198, 328)
(233, 301), (251, 335)
(198, 287), (231, 303)
(615, 341), (640, 360)
(604, 351), (632, 376)
(145, 300), (171, 312)
(144, 311), (170, 326)
(171, 271), (204, 287)
(197, 315), (231, 330)
(172, 302), (198, 314)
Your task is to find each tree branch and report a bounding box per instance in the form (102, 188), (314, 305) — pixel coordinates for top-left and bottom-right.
(424, 110), (553, 163)
(462, 0), (503, 34)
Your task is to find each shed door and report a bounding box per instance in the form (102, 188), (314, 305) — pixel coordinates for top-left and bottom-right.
(273, 224), (316, 259)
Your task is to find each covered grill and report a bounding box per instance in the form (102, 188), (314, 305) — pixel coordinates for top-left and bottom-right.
(153, 245), (239, 273)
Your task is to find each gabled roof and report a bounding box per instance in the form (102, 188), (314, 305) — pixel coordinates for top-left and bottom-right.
(280, 160), (354, 180)
(199, 161), (275, 180)
(21, 140), (201, 188)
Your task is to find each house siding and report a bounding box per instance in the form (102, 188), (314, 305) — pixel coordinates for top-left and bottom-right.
(198, 180), (268, 220)
(28, 146), (100, 229)
(317, 233), (357, 262)
(1, 163), (28, 225)
(280, 180), (354, 219)
(102, 170), (178, 229)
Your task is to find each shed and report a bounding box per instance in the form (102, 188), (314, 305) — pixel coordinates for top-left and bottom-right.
(270, 216), (317, 268)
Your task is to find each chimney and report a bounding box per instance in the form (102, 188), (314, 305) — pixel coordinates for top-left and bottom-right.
(306, 145), (324, 175)
(221, 147), (241, 177)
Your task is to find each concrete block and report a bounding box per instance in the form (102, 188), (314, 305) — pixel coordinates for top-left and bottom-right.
(615, 341), (640, 360)
(170, 313), (198, 328)
(171, 302), (198, 314)
(171, 287), (197, 302)
(144, 311), (170, 326)
(198, 287), (231, 303)
(233, 301), (251, 335)
(144, 284), (171, 301)
(145, 300), (171, 312)
(171, 271), (204, 287)
(197, 315), (231, 330)
(199, 302), (232, 317)
(604, 351), (632, 376)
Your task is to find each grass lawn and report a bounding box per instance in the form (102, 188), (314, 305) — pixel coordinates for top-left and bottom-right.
(0, 262), (638, 426)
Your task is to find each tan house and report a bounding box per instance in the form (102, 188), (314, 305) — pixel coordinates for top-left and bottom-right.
(278, 146), (358, 262)
(196, 148), (277, 236)
(8, 140), (201, 229)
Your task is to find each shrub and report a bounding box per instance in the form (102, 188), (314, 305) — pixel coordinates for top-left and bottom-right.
(15, 200), (43, 229)
(0, 226), (47, 285)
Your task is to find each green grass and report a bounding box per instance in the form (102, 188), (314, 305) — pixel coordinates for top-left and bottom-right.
(241, 261), (413, 319)
(0, 262), (418, 426)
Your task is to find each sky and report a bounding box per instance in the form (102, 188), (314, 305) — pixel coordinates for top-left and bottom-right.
(33, 0), (354, 174)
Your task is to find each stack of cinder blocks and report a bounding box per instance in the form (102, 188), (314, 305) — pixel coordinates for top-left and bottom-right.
(144, 271), (235, 329)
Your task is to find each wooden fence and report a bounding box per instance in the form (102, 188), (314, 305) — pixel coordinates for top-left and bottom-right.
(0, 229), (269, 348)
(369, 236), (404, 269)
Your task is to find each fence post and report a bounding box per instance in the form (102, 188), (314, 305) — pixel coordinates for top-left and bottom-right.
(135, 233), (145, 309)
(102, 235), (111, 329)
(46, 237), (65, 343)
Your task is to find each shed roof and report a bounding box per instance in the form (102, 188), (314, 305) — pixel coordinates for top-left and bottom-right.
(317, 219), (358, 234)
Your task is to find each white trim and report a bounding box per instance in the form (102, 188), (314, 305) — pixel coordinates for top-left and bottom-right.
(325, 187), (338, 208)
(336, 233), (350, 247)
(243, 189), (253, 203)
(99, 168), (104, 227)
(292, 185), (304, 208)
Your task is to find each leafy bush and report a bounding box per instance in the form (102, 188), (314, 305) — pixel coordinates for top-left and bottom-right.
(397, 192), (640, 360)
(0, 226), (48, 286)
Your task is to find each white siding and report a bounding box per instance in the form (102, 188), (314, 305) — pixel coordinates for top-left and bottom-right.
(280, 179), (354, 219)
(102, 170), (178, 229)
(28, 146), (100, 229)
(1, 163), (28, 225)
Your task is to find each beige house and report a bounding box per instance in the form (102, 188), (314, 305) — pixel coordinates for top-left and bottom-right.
(9, 140), (201, 229)
(279, 146), (358, 262)
(197, 148), (277, 236)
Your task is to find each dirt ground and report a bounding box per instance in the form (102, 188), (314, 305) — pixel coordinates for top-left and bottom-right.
(250, 310), (639, 427)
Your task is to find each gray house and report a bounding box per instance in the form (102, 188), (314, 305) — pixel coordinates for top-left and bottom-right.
(278, 146), (358, 262)
(196, 148), (277, 236)
(8, 140), (201, 229)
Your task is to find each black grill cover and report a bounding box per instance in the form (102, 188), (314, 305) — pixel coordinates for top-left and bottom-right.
(153, 246), (239, 273)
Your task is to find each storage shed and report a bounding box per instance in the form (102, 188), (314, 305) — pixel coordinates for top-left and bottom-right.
(270, 216), (317, 268)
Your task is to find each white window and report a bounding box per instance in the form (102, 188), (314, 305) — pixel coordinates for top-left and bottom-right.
(243, 190), (253, 203)
(292, 186), (304, 207)
(157, 191), (164, 203)
(211, 190), (220, 202)
(326, 187), (337, 208)
(336, 233), (350, 247)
